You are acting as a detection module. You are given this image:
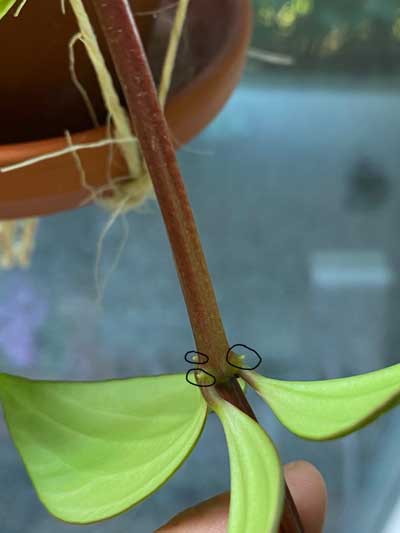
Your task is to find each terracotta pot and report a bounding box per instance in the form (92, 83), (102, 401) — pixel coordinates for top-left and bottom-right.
(0, 0), (252, 219)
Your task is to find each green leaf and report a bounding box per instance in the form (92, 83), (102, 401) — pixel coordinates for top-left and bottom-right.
(238, 377), (247, 393)
(0, 0), (18, 20)
(0, 373), (207, 524)
(249, 364), (400, 440)
(214, 398), (284, 533)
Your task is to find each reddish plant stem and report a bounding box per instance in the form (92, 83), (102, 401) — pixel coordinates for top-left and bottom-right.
(280, 487), (304, 533)
(217, 379), (304, 533)
(92, 1), (303, 531)
(92, 0), (229, 379)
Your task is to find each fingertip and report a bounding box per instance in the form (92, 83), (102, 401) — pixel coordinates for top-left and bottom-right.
(156, 493), (229, 532)
(284, 460), (327, 533)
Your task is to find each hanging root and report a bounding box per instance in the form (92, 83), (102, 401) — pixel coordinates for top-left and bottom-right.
(67, 0), (189, 211)
(68, 0), (148, 193)
(13, 0), (28, 17)
(158, 0), (190, 108)
(135, 1), (180, 17)
(68, 33), (100, 127)
(94, 201), (130, 305)
(0, 137), (137, 174)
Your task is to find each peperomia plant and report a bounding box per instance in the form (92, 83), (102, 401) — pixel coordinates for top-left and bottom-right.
(1, 1), (400, 532)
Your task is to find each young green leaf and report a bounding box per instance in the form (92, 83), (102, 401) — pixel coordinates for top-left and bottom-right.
(0, 0), (18, 20)
(0, 373), (207, 524)
(247, 364), (400, 440)
(214, 398), (284, 533)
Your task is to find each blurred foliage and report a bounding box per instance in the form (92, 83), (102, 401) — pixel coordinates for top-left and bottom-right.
(252, 0), (400, 73)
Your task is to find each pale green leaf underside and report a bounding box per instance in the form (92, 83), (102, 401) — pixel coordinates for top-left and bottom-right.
(0, 373), (207, 524)
(0, 0), (18, 20)
(251, 364), (400, 440)
(214, 399), (284, 533)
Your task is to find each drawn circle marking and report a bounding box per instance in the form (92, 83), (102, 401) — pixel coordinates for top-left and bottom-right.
(226, 343), (262, 371)
(185, 368), (216, 387)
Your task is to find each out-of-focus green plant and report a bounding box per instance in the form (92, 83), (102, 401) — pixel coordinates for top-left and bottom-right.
(252, 0), (400, 71)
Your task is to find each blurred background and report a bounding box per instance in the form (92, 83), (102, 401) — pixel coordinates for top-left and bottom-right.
(1, 0), (400, 531)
